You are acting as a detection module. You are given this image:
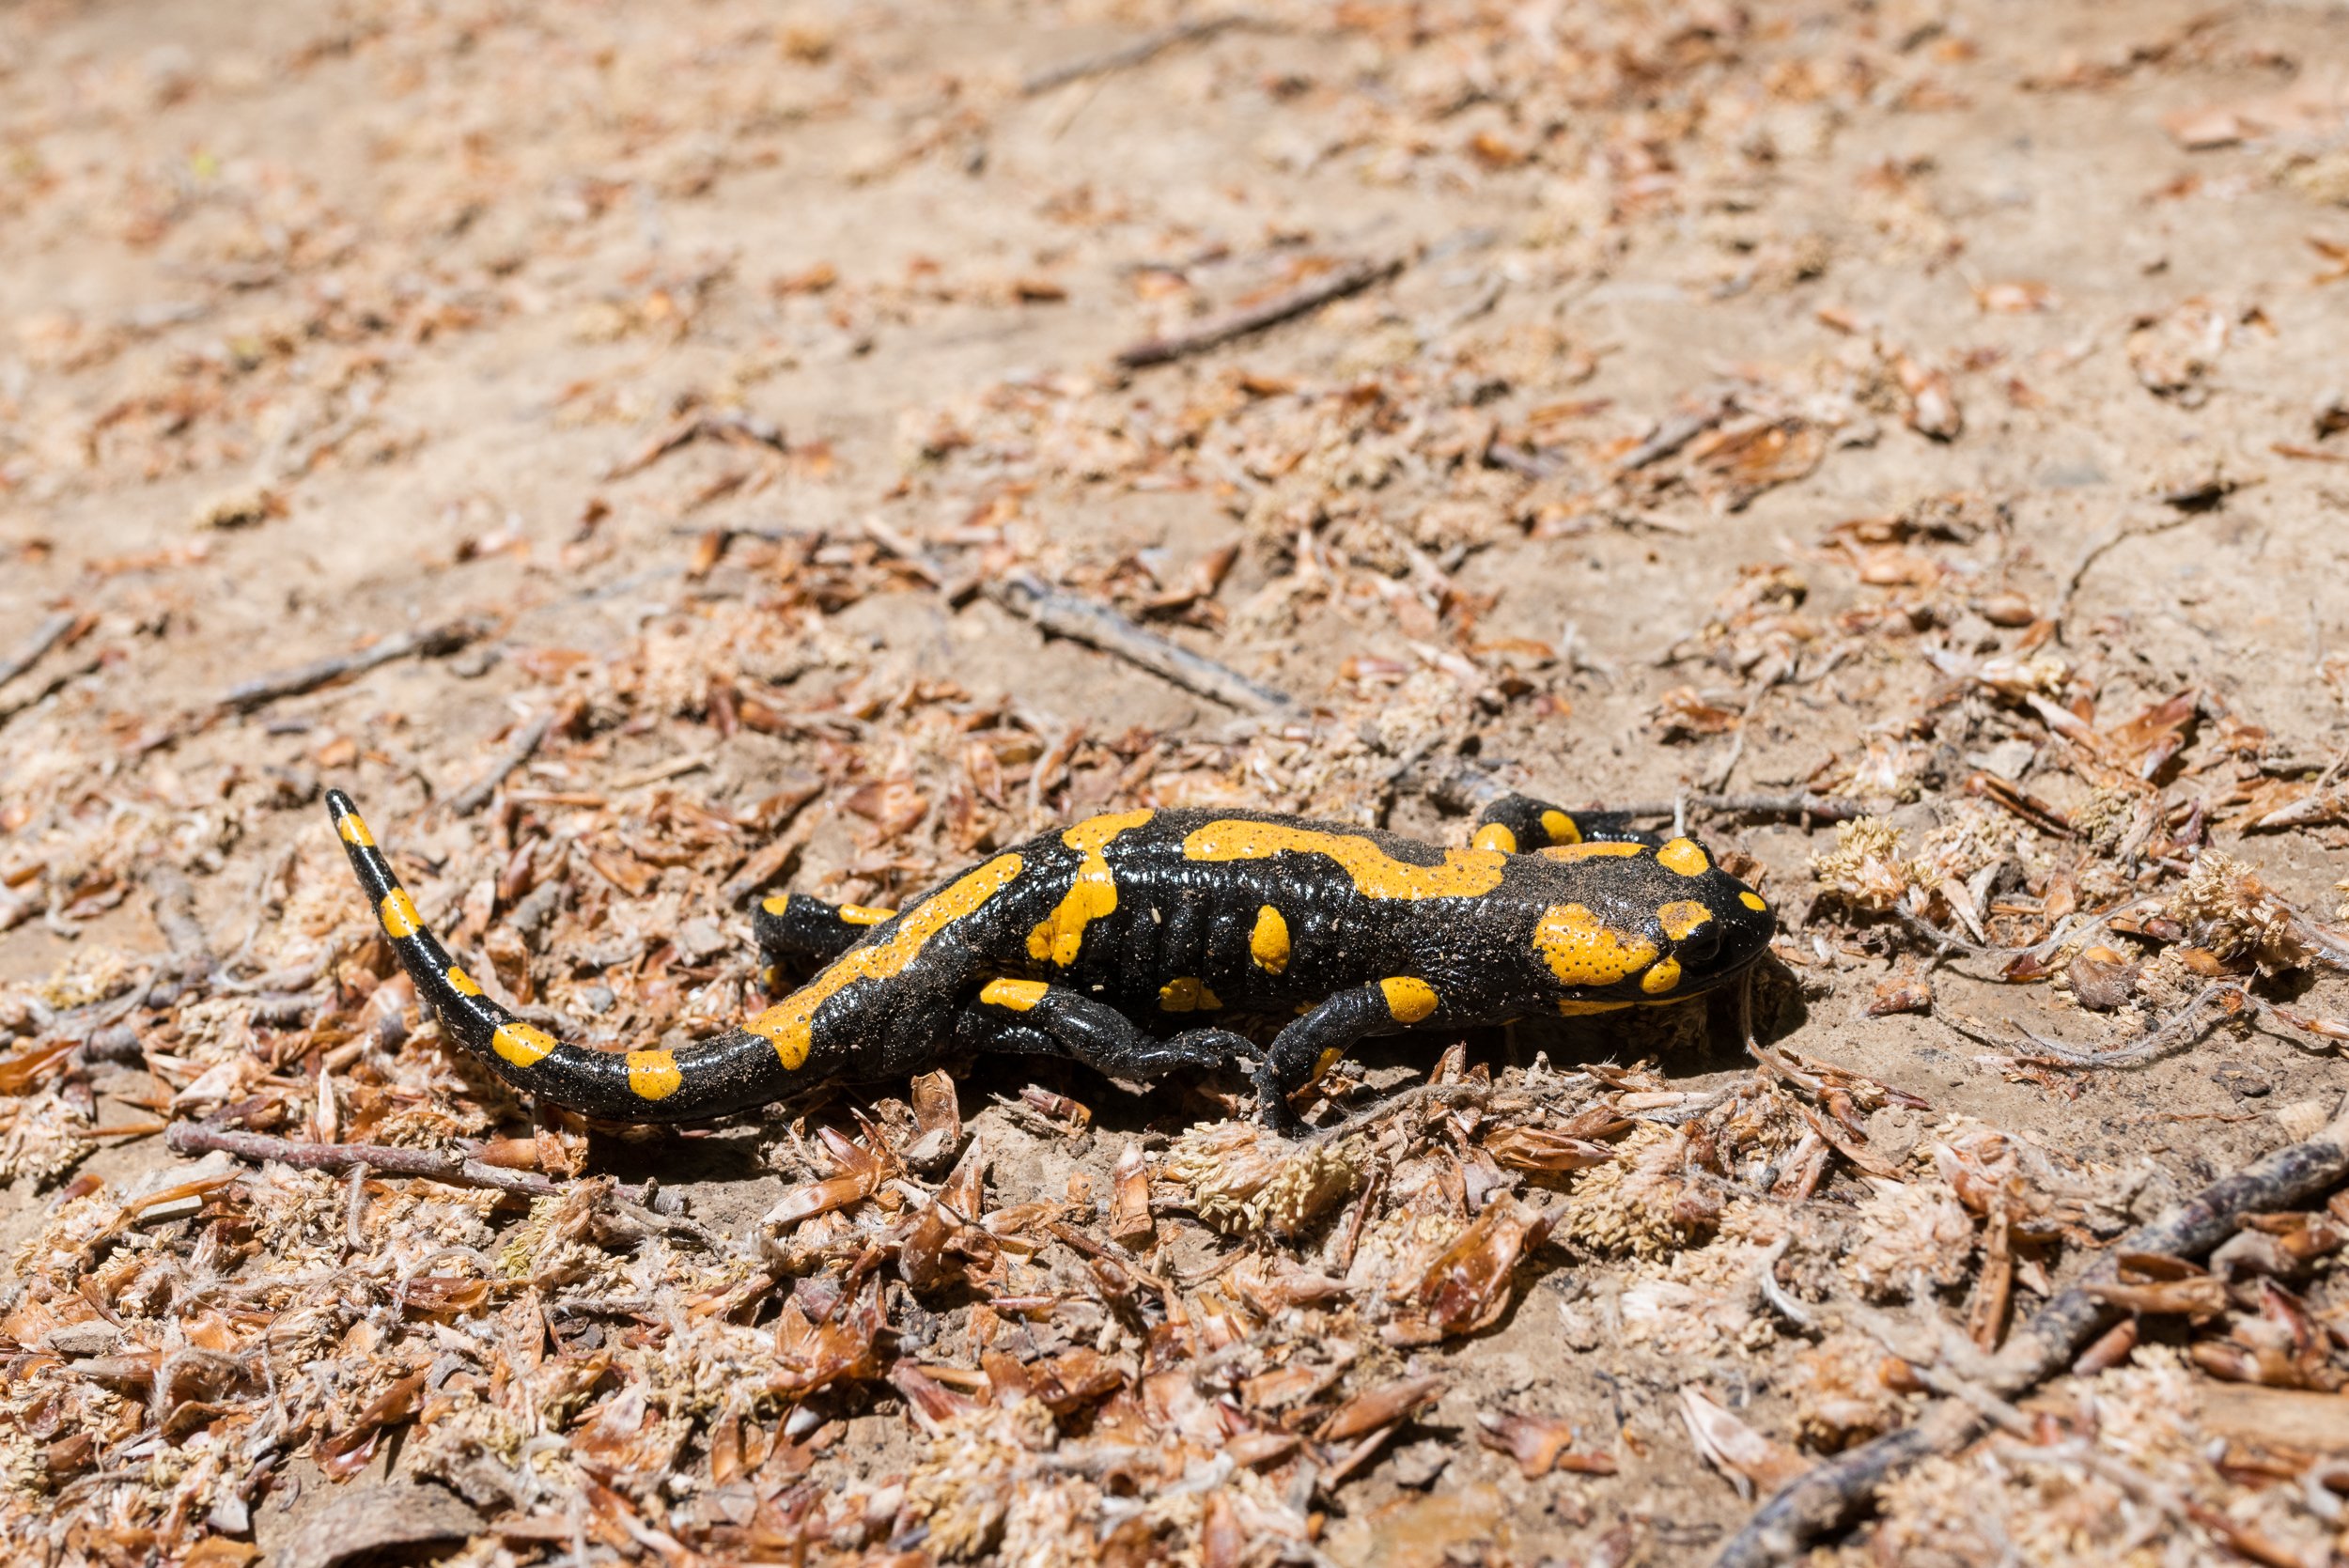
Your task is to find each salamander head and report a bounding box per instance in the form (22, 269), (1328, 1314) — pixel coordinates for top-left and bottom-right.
(1525, 835), (1774, 1009)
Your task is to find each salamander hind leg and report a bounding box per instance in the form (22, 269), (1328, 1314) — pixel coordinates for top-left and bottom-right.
(754, 892), (896, 977)
(958, 980), (1251, 1080)
(1470, 793), (1662, 853)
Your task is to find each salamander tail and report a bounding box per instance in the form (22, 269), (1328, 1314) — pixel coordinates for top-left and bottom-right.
(324, 788), (801, 1122)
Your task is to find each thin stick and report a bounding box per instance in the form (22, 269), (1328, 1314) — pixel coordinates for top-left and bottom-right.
(1484, 440), (1562, 480)
(1895, 893), (2162, 970)
(220, 616), (494, 714)
(1114, 256), (1403, 370)
(605, 411), (786, 481)
(448, 707), (561, 816)
(1304, 1081), (1528, 1147)
(987, 572), (1294, 713)
(0, 610), (75, 689)
(1702, 673), (1782, 794)
(146, 867), (210, 965)
(1754, 1237), (1812, 1329)
(2007, 983), (2240, 1068)
(343, 1162), (370, 1256)
(0, 654), (102, 732)
(1399, 754), (1876, 826)
(167, 1122), (567, 1198)
(663, 523), (818, 546)
(2053, 513), (2194, 641)
(1712, 1091), (2349, 1567)
(859, 516), (943, 585)
(1612, 402), (1729, 475)
(145, 866), (214, 1001)
(1571, 791), (1873, 824)
(1021, 14), (1252, 97)
(860, 516), (984, 607)
(2252, 788), (2349, 831)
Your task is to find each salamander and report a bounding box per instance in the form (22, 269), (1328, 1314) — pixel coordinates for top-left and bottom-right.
(325, 787), (1774, 1130)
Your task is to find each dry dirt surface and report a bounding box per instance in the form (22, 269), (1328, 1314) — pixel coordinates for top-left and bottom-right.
(8, 1), (2349, 1564)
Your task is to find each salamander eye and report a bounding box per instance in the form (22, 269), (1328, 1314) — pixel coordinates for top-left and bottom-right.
(1656, 899), (1720, 967)
(1676, 918), (1721, 964)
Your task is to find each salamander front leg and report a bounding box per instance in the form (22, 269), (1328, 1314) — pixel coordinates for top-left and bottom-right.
(1253, 977), (1445, 1131)
(957, 980), (1251, 1081)
(1470, 793), (1663, 853)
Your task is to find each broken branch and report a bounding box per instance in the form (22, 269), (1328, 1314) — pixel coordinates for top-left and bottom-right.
(447, 706), (564, 816)
(1712, 1092), (2349, 1567)
(987, 571), (1294, 713)
(1021, 14), (1253, 96)
(221, 617), (495, 714)
(167, 1122), (585, 1199)
(1113, 256), (1403, 370)
(0, 610), (77, 690)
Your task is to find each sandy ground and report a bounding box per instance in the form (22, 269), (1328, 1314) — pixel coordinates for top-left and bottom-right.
(6, 1), (2349, 1564)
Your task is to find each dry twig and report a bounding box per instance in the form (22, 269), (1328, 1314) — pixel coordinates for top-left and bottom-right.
(221, 617), (495, 714)
(2053, 513), (2196, 639)
(988, 571), (1294, 712)
(447, 706), (562, 815)
(1114, 256), (1403, 369)
(1609, 791), (1873, 824)
(604, 411), (786, 481)
(1713, 1092), (2349, 1566)
(0, 652), (101, 732)
(166, 1122), (588, 1199)
(0, 610), (76, 690)
(1407, 753), (1874, 825)
(1020, 14), (1254, 96)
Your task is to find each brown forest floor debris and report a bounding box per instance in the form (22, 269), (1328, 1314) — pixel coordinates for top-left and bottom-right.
(7, 1), (2349, 1565)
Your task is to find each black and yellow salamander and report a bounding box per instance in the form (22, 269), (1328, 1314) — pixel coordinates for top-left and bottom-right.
(326, 788), (1774, 1130)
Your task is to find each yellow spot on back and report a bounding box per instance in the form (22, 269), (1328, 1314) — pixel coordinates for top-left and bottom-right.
(1028, 809), (1154, 967)
(1471, 822), (1517, 853)
(1533, 904), (1659, 987)
(1658, 838), (1710, 877)
(1557, 999), (1633, 1017)
(1185, 821), (1506, 899)
(1538, 841), (1644, 862)
(1641, 957), (1682, 995)
(981, 978), (1050, 1012)
(1739, 890), (1769, 912)
(1380, 976), (1439, 1023)
(445, 966), (483, 997)
(745, 853), (1024, 1071)
(492, 1021), (556, 1067)
(1657, 900), (1715, 941)
(761, 894), (792, 916)
(627, 1048), (682, 1100)
(1540, 809), (1580, 845)
(839, 904), (896, 926)
(338, 814), (376, 847)
(379, 889), (422, 939)
(1159, 976), (1222, 1012)
(1251, 905), (1291, 973)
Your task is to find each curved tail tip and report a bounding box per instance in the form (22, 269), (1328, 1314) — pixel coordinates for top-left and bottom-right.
(323, 789), (379, 850)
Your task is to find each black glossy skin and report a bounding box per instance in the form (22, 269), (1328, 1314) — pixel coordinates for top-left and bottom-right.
(325, 788), (1774, 1129)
